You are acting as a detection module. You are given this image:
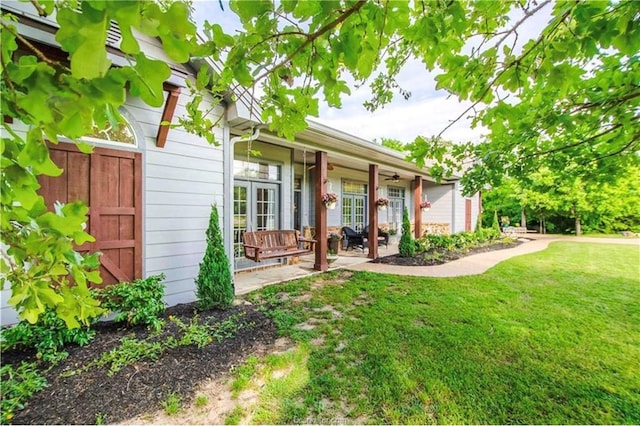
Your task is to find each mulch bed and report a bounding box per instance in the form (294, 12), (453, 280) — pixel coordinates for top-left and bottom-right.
(4, 304), (278, 425)
(372, 239), (527, 266)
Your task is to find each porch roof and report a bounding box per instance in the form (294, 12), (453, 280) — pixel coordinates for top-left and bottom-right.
(229, 115), (460, 184)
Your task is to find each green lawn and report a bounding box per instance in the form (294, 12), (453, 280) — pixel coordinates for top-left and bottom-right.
(239, 242), (640, 424)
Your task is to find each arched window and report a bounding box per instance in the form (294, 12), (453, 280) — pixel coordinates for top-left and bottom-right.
(83, 110), (137, 147)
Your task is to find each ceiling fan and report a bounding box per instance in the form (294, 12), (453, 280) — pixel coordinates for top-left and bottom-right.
(384, 173), (400, 182)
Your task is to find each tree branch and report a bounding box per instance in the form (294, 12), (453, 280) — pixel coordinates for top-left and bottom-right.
(593, 132), (640, 161)
(520, 115), (640, 160)
(437, 4), (574, 138)
(251, 0), (366, 84)
(1, 22), (69, 71)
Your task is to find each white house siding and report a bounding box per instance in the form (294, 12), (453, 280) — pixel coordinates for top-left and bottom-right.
(139, 91), (226, 307)
(423, 183), (454, 231)
(452, 181), (466, 233)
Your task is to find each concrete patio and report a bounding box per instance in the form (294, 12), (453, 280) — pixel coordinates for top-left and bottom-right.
(234, 242), (399, 295)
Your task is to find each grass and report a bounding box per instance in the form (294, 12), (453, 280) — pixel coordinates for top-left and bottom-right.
(245, 242), (640, 424)
(161, 393), (181, 415)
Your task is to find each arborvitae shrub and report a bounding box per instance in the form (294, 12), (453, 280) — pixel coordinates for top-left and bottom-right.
(195, 204), (234, 310)
(492, 210), (501, 232)
(398, 207), (416, 257)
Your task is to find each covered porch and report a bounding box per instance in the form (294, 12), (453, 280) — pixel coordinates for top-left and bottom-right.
(226, 112), (460, 275)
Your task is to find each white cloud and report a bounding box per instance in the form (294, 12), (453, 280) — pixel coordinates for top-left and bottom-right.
(317, 58), (486, 144)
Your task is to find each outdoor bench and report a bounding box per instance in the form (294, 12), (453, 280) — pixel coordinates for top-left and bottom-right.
(621, 231), (639, 237)
(502, 226), (528, 236)
(242, 230), (316, 262)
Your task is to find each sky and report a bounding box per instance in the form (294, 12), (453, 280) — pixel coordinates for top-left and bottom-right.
(193, 1), (551, 145)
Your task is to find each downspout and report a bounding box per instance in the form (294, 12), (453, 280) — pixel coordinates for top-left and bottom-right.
(225, 125), (266, 281)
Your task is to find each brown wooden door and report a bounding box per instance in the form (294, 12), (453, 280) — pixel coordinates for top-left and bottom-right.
(39, 143), (142, 285)
(465, 198), (472, 231)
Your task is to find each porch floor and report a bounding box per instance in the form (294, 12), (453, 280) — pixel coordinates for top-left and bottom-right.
(234, 242), (399, 295)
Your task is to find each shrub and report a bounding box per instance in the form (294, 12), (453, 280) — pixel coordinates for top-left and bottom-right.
(96, 274), (166, 331)
(483, 227), (502, 241)
(426, 234), (454, 251)
(492, 210), (501, 233)
(195, 204), (234, 310)
(1, 309), (95, 364)
(1, 362), (47, 423)
(398, 207), (415, 257)
(451, 232), (477, 251)
(476, 210), (483, 230)
(475, 227), (488, 243)
(414, 236), (431, 253)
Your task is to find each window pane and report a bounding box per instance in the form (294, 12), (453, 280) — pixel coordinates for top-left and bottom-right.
(233, 186), (248, 257)
(234, 160), (281, 181)
(342, 198), (353, 226)
(84, 121), (135, 145)
(343, 181), (367, 194)
(388, 186), (405, 198)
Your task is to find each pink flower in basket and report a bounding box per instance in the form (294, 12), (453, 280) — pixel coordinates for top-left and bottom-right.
(376, 197), (390, 207)
(321, 192), (338, 205)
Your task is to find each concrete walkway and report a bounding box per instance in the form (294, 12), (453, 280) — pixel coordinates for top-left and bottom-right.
(348, 235), (640, 277)
(234, 235), (639, 295)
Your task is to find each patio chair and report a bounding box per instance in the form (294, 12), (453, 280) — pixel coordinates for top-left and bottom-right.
(341, 226), (365, 251)
(362, 225), (389, 247)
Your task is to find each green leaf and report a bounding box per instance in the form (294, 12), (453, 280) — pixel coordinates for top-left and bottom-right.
(17, 129), (62, 177)
(55, 4), (111, 79)
(117, 54), (171, 107)
(230, 0), (273, 22)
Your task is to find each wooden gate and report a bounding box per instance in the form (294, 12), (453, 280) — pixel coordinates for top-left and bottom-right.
(39, 143), (142, 285)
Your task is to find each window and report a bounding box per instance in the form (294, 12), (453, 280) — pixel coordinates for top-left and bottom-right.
(387, 186), (405, 232)
(388, 186), (405, 198)
(342, 181), (367, 232)
(234, 160), (281, 181)
(83, 117), (136, 146)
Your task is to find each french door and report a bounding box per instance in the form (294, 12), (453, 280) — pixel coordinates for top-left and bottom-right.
(341, 195), (367, 232)
(387, 187), (406, 234)
(234, 181), (280, 269)
(388, 199), (404, 233)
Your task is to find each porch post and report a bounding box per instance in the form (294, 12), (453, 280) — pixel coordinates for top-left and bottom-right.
(368, 164), (379, 259)
(314, 151), (328, 271)
(414, 175), (422, 239)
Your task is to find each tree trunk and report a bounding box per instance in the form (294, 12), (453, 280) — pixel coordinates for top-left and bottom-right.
(521, 209), (527, 229)
(575, 217), (582, 236)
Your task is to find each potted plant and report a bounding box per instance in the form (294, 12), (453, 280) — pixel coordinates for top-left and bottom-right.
(321, 192), (338, 210)
(388, 227), (398, 243)
(420, 200), (431, 211)
(328, 232), (340, 254)
(376, 197), (390, 211)
(327, 233), (340, 264)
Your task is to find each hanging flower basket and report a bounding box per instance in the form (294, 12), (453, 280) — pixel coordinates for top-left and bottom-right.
(376, 197), (390, 211)
(420, 200), (431, 211)
(321, 192), (338, 209)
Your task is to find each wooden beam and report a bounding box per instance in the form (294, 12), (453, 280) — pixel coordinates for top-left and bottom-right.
(314, 151), (328, 271)
(155, 83), (181, 148)
(414, 175), (422, 239)
(368, 164), (379, 259)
